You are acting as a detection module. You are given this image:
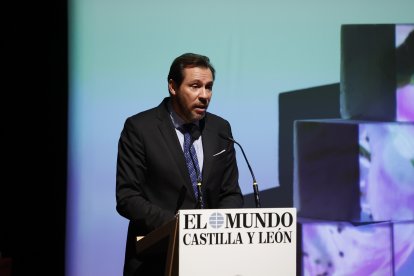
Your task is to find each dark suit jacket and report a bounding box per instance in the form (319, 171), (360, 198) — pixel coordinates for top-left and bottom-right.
(116, 97), (243, 275)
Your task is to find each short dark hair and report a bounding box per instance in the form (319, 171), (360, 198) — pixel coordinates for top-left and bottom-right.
(167, 53), (215, 87)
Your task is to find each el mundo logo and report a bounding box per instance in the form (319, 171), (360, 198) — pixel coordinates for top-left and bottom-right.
(209, 212), (224, 229)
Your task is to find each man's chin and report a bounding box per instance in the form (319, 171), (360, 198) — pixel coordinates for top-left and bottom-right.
(192, 113), (205, 122)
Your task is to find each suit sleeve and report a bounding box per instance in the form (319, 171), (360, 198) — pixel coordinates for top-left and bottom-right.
(116, 118), (174, 234)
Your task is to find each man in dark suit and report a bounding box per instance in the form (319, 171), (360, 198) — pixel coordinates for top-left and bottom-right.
(116, 53), (244, 276)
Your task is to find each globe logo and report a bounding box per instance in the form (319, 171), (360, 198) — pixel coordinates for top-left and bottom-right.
(209, 212), (224, 229)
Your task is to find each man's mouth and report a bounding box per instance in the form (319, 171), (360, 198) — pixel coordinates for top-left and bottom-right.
(194, 107), (206, 114)
(194, 105), (207, 112)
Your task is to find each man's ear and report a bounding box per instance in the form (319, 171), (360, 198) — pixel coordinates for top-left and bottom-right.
(168, 79), (177, 96)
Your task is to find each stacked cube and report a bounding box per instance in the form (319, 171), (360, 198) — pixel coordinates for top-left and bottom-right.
(292, 24), (414, 275)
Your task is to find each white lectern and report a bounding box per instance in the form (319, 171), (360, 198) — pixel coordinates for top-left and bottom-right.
(136, 208), (296, 276)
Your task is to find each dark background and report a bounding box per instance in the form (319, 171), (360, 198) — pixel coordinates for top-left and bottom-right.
(2, 2), (68, 275)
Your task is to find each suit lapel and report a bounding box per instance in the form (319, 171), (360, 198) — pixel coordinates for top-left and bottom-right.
(156, 99), (194, 195)
(201, 116), (215, 187)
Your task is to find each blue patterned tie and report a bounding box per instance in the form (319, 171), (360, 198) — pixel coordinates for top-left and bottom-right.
(182, 124), (202, 204)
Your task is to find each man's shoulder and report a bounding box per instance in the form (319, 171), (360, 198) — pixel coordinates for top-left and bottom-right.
(206, 111), (228, 122)
(126, 100), (167, 125)
(205, 112), (230, 128)
(129, 106), (158, 121)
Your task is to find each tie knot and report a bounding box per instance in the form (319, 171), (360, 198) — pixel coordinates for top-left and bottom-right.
(181, 123), (195, 133)
(180, 123), (201, 141)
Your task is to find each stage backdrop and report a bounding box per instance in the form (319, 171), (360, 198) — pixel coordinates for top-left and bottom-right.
(67, 1), (413, 275)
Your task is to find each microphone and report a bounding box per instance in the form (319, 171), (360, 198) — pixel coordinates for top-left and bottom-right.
(219, 133), (261, 208)
(189, 147), (203, 209)
(195, 178), (203, 209)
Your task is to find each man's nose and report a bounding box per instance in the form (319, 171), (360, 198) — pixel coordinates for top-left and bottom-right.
(199, 87), (208, 98)
(198, 88), (210, 104)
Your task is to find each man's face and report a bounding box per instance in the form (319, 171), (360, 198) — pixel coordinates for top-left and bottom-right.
(169, 66), (213, 123)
